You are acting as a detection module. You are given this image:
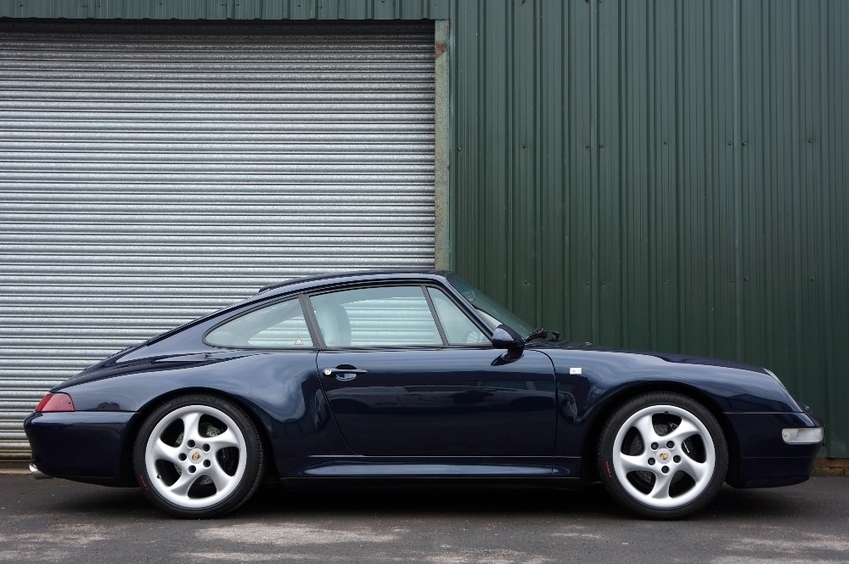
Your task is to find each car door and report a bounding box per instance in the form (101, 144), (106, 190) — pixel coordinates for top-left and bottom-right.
(312, 284), (556, 458)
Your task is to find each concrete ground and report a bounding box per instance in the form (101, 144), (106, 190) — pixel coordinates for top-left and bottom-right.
(0, 466), (847, 564)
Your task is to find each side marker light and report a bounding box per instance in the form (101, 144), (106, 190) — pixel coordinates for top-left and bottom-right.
(781, 427), (823, 445)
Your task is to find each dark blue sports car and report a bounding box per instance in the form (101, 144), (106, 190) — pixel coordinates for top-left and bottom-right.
(24, 270), (823, 519)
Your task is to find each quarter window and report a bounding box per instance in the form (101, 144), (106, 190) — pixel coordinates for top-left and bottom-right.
(427, 288), (489, 345)
(205, 298), (313, 348)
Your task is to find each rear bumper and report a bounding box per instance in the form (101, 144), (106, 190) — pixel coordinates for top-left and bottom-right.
(24, 410), (137, 486)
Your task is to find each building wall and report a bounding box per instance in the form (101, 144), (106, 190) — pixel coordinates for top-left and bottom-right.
(1, 0), (847, 456)
(449, 0), (849, 457)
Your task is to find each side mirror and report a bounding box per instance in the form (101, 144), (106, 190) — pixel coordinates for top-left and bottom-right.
(491, 324), (524, 359)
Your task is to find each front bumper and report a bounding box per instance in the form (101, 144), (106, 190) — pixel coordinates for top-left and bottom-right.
(725, 411), (823, 488)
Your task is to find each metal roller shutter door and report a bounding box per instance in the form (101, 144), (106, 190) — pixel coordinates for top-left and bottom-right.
(0, 21), (436, 458)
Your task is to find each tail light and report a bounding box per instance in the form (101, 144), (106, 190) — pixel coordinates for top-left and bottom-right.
(35, 393), (75, 413)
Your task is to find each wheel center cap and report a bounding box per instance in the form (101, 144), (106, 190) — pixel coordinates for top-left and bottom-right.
(190, 450), (203, 463)
(657, 450), (671, 463)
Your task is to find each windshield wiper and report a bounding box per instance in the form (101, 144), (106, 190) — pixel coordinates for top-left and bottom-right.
(524, 328), (561, 343)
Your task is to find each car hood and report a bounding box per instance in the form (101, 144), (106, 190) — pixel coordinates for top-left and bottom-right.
(529, 340), (767, 375)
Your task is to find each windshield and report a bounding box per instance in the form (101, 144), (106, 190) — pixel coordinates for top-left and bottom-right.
(446, 273), (535, 338)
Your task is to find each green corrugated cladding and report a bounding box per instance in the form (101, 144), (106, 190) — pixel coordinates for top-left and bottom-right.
(447, 0), (849, 457)
(1, 0), (847, 456)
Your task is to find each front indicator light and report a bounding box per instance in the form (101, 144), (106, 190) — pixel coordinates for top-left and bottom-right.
(35, 393), (75, 413)
(782, 427), (823, 445)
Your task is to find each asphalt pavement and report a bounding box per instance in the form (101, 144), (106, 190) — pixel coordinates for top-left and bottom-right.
(0, 469), (847, 563)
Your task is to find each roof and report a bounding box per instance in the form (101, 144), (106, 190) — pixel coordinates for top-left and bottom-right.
(257, 269), (452, 295)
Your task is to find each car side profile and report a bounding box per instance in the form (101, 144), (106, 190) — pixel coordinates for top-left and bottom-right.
(24, 271), (824, 519)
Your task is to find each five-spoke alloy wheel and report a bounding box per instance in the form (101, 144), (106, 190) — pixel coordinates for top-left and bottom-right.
(133, 394), (264, 518)
(597, 392), (728, 519)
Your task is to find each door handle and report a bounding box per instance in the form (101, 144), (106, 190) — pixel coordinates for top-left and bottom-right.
(322, 366), (367, 382)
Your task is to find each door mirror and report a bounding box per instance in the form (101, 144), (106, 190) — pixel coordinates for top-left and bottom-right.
(491, 324), (524, 354)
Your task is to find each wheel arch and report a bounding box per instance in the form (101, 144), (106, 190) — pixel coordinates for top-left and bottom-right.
(580, 381), (740, 485)
(118, 386), (278, 486)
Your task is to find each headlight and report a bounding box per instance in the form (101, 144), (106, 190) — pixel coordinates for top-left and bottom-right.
(781, 427), (824, 445)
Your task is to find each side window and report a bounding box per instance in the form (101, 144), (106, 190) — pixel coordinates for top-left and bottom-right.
(427, 288), (490, 345)
(311, 286), (442, 347)
(205, 298), (313, 348)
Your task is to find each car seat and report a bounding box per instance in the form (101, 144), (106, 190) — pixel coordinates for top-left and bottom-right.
(314, 303), (351, 347)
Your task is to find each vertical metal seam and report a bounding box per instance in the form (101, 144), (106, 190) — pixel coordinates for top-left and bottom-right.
(505, 0), (514, 311)
(675, 0), (684, 352)
(705, 0), (715, 357)
(732, 0), (743, 361)
(647, 0), (656, 350)
(819, 0), (834, 436)
(790, 0), (802, 391)
(534, 0), (542, 325)
(562, 0), (571, 338)
(761, 0), (773, 367)
(619, 0), (627, 347)
(476, 0), (485, 283)
(590, 0), (599, 343)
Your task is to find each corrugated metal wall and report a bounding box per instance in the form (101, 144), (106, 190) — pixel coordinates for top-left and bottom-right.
(1, 0), (847, 458)
(0, 0), (450, 20)
(0, 20), (436, 457)
(449, 0), (849, 457)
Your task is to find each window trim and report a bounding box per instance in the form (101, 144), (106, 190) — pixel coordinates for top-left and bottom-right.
(421, 285), (449, 346)
(300, 293), (326, 349)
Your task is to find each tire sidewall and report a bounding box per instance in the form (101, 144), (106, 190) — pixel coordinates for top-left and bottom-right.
(597, 392), (729, 519)
(133, 394), (264, 518)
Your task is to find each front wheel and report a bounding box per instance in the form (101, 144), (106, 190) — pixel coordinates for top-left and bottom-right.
(133, 394), (265, 518)
(597, 392), (728, 519)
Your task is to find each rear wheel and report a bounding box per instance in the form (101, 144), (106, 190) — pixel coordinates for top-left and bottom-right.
(133, 394), (264, 518)
(597, 392), (728, 519)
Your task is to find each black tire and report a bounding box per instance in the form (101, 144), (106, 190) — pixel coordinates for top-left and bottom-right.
(133, 394), (265, 518)
(597, 392), (728, 519)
